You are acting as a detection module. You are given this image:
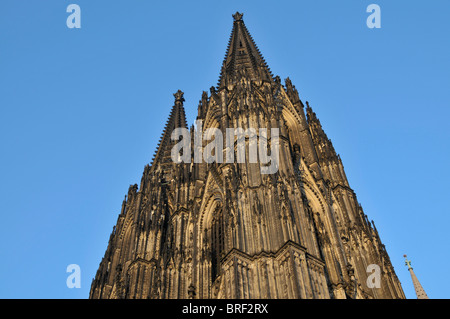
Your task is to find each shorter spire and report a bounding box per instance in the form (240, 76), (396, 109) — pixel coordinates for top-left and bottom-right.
(404, 254), (429, 299)
(150, 90), (188, 175)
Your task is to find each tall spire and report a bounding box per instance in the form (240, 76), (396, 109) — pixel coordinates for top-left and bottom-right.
(150, 90), (188, 174)
(404, 255), (429, 299)
(217, 12), (273, 87)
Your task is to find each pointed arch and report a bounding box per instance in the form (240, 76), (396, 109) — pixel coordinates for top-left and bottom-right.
(198, 191), (225, 288)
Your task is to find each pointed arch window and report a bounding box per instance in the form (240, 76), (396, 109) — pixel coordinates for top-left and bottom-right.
(211, 204), (225, 281)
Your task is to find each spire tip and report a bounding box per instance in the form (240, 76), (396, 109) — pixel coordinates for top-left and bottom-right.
(404, 255), (413, 270)
(232, 12), (243, 21)
(174, 90), (185, 104)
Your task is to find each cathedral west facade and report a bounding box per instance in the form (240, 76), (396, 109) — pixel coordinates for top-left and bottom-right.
(89, 12), (405, 299)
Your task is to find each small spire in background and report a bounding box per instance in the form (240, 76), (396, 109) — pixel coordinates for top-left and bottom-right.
(404, 254), (429, 299)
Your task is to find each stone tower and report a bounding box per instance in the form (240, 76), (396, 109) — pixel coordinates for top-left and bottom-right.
(89, 12), (405, 299)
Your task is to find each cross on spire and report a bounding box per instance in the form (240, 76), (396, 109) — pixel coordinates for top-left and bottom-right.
(404, 255), (413, 270)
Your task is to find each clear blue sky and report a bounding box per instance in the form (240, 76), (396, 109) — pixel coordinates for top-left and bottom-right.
(0, 0), (448, 299)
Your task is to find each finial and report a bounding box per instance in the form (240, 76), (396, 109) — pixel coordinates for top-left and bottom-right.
(274, 75), (281, 85)
(174, 90), (185, 104)
(404, 254), (413, 270)
(233, 12), (243, 21)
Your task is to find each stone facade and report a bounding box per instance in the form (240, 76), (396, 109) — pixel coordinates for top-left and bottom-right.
(89, 12), (405, 299)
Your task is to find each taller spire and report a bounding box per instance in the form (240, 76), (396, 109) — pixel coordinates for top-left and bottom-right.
(404, 255), (429, 299)
(218, 12), (273, 88)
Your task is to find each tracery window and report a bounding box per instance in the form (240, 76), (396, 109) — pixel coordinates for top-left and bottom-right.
(211, 204), (225, 281)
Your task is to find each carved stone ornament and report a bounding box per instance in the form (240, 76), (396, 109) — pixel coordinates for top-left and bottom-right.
(173, 89), (185, 103)
(233, 12), (243, 21)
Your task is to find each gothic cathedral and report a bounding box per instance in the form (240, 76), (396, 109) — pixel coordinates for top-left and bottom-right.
(89, 12), (405, 299)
